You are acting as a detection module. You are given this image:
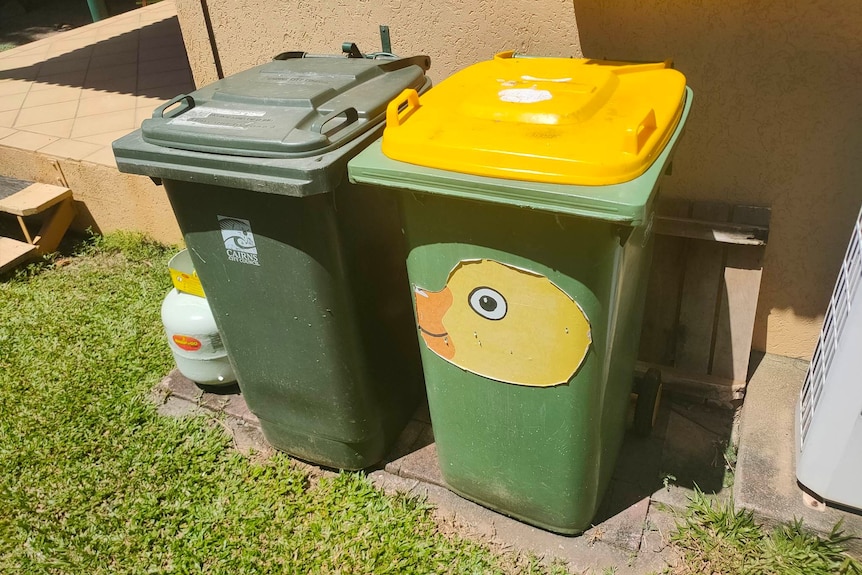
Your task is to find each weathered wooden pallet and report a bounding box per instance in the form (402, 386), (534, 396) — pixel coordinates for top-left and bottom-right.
(0, 176), (74, 274)
(638, 198), (771, 405)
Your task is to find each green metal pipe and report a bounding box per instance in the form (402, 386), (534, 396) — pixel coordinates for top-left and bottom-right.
(86, 0), (109, 22)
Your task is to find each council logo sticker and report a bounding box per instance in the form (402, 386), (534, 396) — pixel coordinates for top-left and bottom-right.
(218, 215), (260, 266)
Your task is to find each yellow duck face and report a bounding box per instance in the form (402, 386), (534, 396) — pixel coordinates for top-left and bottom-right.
(415, 259), (592, 387)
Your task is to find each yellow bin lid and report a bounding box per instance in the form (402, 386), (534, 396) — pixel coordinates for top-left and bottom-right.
(382, 53), (688, 186)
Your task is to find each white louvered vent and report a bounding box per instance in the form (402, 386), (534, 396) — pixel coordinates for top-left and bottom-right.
(796, 204), (862, 510)
(800, 209), (862, 445)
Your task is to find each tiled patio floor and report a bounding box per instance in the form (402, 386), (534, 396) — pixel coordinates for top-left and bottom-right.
(0, 0), (194, 168)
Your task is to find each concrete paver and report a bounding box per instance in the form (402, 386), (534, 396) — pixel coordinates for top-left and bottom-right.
(735, 353), (862, 555)
(0, 0), (193, 168)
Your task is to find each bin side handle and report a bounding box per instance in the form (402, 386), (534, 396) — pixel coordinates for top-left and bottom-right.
(312, 107), (360, 141)
(377, 55), (431, 72)
(153, 94), (196, 119)
(386, 89), (420, 128)
(623, 108), (656, 155)
(273, 51), (307, 60)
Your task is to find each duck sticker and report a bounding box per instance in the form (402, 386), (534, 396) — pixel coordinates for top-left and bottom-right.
(414, 259), (592, 387)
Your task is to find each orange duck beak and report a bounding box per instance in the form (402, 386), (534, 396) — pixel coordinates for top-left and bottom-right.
(414, 285), (455, 359)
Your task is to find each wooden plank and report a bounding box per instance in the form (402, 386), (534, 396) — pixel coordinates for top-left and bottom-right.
(674, 202), (729, 373)
(636, 361), (745, 406)
(0, 183), (72, 217)
(33, 198), (75, 255)
(710, 206), (771, 383)
(0, 237), (38, 273)
(653, 215), (769, 245)
(710, 254), (762, 382)
(16, 215), (33, 244)
(638, 197), (689, 365)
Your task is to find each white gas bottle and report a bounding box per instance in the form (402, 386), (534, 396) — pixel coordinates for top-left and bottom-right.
(161, 287), (236, 386)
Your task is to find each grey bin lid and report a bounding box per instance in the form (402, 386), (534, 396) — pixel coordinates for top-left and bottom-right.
(141, 55), (431, 159)
(113, 53), (431, 197)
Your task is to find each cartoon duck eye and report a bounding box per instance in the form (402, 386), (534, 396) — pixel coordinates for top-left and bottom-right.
(468, 287), (507, 321)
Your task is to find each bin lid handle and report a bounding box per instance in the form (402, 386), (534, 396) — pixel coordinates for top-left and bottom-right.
(153, 94), (195, 119)
(623, 108), (657, 155)
(386, 89), (420, 128)
(377, 55), (431, 72)
(311, 107), (361, 143)
(272, 51), (307, 60)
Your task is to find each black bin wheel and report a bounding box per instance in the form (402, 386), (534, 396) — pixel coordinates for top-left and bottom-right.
(633, 368), (662, 437)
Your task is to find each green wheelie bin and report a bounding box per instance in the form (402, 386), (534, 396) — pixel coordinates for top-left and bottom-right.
(348, 52), (692, 532)
(113, 51), (431, 470)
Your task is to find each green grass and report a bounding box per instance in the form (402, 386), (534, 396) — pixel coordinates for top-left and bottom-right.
(671, 489), (862, 575)
(0, 233), (564, 575)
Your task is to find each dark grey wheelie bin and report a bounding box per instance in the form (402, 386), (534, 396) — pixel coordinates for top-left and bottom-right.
(113, 52), (431, 470)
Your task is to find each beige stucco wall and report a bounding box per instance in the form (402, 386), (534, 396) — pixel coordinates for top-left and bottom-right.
(174, 0), (219, 88)
(174, 0), (862, 360)
(572, 0), (862, 359)
(174, 0), (583, 86)
(0, 147), (182, 245)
